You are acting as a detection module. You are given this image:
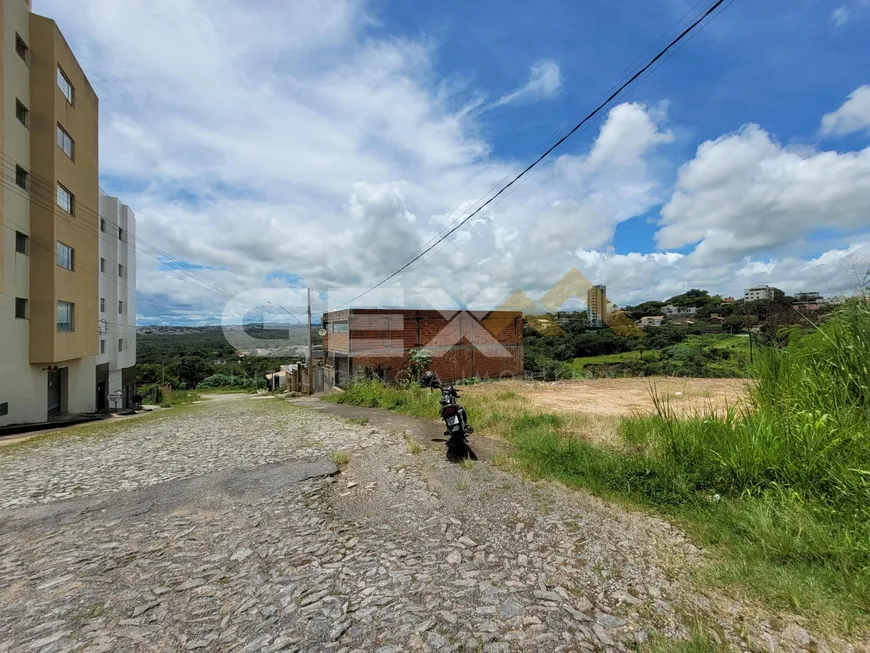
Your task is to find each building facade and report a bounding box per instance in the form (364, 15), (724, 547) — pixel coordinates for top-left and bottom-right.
(96, 189), (136, 410)
(321, 309), (524, 388)
(662, 304), (697, 316)
(744, 285), (775, 302)
(1, 1), (100, 425)
(586, 284), (606, 328)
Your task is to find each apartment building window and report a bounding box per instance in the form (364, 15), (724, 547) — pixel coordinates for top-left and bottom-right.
(100, 298), (106, 313)
(118, 227), (125, 241)
(15, 298), (29, 320)
(100, 257), (106, 273)
(57, 183), (74, 214)
(119, 339), (124, 352)
(100, 218), (107, 232)
(100, 339), (106, 354)
(119, 300), (124, 314)
(57, 301), (74, 332)
(15, 166), (29, 189)
(56, 241), (74, 270)
(57, 124), (74, 160)
(15, 232), (29, 255)
(118, 263), (124, 277)
(15, 33), (29, 62)
(16, 100), (29, 127)
(57, 66), (74, 105)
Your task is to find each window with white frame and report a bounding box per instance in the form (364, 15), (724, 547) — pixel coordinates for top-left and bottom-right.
(57, 183), (74, 214)
(57, 124), (74, 159)
(56, 241), (74, 270)
(57, 301), (74, 332)
(57, 66), (74, 104)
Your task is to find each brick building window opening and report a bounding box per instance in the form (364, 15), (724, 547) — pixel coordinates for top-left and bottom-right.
(56, 241), (74, 270)
(15, 166), (28, 189)
(57, 183), (74, 214)
(57, 124), (74, 160)
(15, 298), (29, 320)
(15, 33), (28, 62)
(15, 232), (29, 255)
(57, 301), (75, 332)
(16, 100), (29, 127)
(57, 66), (74, 105)
(331, 322), (348, 333)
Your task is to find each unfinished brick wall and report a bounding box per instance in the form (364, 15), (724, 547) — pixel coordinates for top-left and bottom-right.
(322, 309), (523, 386)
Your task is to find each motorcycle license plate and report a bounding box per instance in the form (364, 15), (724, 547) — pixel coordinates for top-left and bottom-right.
(446, 416), (459, 426)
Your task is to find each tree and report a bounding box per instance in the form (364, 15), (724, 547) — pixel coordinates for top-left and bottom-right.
(408, 348), (433, 382)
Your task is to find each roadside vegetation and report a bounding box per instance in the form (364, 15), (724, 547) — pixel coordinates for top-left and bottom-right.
(328, 299), (870, 632)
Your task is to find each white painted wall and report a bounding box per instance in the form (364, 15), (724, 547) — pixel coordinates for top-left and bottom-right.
(0, 0), (46, 426)
(97, 189), (136, 401)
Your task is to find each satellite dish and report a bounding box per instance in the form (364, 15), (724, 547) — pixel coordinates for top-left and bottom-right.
(318, 328), (328, 337)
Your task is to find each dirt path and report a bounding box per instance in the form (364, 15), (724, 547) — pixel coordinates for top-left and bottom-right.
(464, 378), (749, 418)
(0, 397), (860, 652)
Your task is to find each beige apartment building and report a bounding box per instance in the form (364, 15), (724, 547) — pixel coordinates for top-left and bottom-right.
(1, 0), (100, 425)
(586, 284), (607, 328)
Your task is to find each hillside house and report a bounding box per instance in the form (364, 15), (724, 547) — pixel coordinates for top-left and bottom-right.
(663, 305), (697, 316)
(321, 309), (524, 388)
(639, 316), (664, 328)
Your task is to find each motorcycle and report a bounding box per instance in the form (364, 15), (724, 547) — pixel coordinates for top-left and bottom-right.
(421, 371), (475, 460)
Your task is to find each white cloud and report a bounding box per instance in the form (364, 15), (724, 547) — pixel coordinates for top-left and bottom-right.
(831, 5), (851, 26)
(821, 85), (870, 137)
(34, 1), (870, 324)
(657, 125), (870, 263)
(496, 60), (562, 107)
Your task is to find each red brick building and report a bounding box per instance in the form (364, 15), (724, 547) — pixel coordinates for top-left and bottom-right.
(321, 309), (524, 387)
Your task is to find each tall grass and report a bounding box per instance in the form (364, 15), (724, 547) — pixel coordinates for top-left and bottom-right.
(326, 302), (870, 626)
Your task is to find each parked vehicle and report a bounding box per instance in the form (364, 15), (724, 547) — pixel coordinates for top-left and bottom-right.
(422, 371), (475, 460)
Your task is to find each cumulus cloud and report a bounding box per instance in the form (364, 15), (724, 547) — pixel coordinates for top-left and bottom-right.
(657, 125), (870, 263)
(495, 60), (562, 107)
(821, 85), (870, 137)
(36, 1), (870, 323)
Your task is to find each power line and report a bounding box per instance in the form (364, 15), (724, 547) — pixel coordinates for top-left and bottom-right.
(409, 0), (713, 264)
(0, 163), (237, 306)
(336, 0), (729, 309)
(0, 153), (238, 301)
(395, 0), (735, 285)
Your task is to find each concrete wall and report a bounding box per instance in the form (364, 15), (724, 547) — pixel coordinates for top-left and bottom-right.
(0, 0), (47, 425)
(28, 14), (99, 365)
(97, 190), (136, 408)
(0, 4), (98, 425)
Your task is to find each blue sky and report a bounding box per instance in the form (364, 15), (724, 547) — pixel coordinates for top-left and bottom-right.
(38, 0), (870, 324)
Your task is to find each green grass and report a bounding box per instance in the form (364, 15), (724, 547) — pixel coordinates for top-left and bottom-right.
(572, 350), (659, 366)
(327, 302), (870, 635)
(159, 390), (202, 407)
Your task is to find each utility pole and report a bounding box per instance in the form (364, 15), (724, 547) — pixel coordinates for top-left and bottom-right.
(307, 287), (313, 395)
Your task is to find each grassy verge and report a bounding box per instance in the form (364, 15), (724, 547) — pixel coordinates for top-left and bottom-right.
(327, 302), (870, 634)
(159, 390), (202, 407)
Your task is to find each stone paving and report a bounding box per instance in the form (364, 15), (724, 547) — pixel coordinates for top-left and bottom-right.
(0, 397), (861, 652)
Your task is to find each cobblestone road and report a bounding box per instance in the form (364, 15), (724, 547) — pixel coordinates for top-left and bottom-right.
(0, 397), (857, 652)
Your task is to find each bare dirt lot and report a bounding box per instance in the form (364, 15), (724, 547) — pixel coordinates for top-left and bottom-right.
(465, 378), (749, 418)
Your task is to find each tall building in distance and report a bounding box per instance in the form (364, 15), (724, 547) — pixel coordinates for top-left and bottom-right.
(586, 284), (607, 328)
(1, 0), (125, 426)
(97, 189), (137, 411)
